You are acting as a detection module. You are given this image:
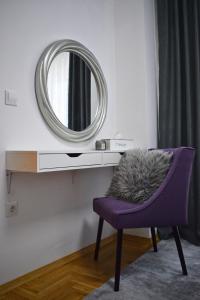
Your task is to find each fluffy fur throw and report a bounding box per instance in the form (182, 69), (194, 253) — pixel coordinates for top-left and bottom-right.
(106, 149), (172, 204)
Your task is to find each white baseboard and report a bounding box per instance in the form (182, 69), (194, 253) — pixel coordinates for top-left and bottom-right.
(125, 228), (151, 238)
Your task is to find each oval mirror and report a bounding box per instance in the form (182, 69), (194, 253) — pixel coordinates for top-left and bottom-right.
(35, 39), (107, 142)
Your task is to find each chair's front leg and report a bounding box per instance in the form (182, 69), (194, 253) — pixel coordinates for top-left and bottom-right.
(151, 227), (158, 252)
(172, 226), (188, 275)
(94, 217), (104, 260)
(114, 229), (123, 292)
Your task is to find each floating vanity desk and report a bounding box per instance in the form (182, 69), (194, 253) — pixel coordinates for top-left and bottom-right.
(6, 150), (122, 193)
(6, 151), (122, 173)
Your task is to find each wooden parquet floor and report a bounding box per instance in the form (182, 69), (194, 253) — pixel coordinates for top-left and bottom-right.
(0, 234), (153, 300)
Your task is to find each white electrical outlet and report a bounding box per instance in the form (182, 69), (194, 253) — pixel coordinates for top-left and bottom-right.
(6, 201), (18, 217)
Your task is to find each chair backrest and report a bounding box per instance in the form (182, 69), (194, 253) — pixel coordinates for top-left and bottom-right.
(147, 147), (195, 226)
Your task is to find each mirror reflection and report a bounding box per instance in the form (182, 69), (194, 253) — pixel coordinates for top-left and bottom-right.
(47, 52), (98, 131)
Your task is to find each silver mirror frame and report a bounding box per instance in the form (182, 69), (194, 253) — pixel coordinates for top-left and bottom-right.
(35, 39), (107, 142)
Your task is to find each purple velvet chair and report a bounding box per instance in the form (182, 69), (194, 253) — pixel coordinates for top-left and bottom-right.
(93, 147), (195, 291)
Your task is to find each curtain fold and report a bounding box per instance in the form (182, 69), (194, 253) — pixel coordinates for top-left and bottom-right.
(156, 0), (200, 245)
(68, 53), (91, 131)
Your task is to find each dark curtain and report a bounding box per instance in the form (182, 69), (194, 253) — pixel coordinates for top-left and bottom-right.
(68, 53), (91, 131)
(156, 0), (200, 245)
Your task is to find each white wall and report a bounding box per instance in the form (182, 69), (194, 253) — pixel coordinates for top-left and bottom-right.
(0, 0), (157, 284)
(114, 0), (157, 148)
(0, 0), (117, 284)
(144, 0), (158, 148)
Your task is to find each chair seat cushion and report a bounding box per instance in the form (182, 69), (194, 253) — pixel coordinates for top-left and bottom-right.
(93, 196), (153, 229)
(93, 195), (184, 229)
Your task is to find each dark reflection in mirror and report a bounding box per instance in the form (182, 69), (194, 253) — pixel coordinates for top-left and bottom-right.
(47, 52), (98, 131)
(68, 53), (91, 131)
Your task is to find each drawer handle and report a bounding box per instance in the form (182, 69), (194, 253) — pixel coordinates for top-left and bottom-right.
(65, 153), (82, 158)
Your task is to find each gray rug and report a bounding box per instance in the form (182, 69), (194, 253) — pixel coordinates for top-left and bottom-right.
(85, 239), (200, 300)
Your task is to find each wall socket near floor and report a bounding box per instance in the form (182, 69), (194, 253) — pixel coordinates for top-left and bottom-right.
(6, 201), (18, 217)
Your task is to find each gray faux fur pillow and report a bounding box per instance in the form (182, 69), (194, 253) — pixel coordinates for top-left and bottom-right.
(106, 149), (172, 204)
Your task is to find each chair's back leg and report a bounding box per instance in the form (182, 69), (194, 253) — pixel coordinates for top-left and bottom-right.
(172, 226), (188, 275)
(94, 217), (104, 261)
(114, 229), (123, 292)
(151, 227), (158, 252)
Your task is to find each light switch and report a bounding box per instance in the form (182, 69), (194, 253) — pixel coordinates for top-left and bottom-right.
(5, 90), (18, 106)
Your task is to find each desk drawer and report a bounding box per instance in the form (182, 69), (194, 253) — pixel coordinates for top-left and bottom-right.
(39, 152), (102, 170)
(103, 152), (122, 165)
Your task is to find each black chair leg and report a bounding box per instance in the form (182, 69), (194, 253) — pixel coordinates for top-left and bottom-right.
(114, 229), (123, 292)
(172, 226), (188, 275)
(151, 227), (158, 252)
(94, 217), (104, 260)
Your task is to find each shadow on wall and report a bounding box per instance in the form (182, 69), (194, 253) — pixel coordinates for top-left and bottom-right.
(79, 216), (114, 253)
